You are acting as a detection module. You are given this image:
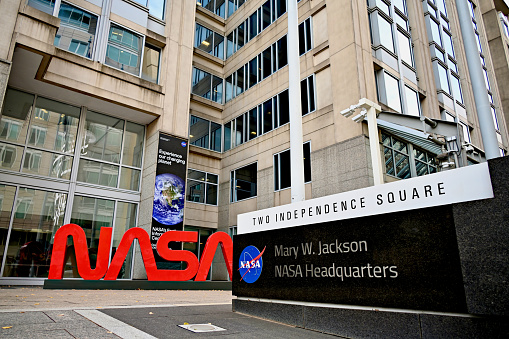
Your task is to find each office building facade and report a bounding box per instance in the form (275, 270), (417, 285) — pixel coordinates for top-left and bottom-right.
(0, 0), (508, 284)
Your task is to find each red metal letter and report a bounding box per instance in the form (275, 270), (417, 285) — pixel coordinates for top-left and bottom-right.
(104, 228), (159, 280)
(155, 231), (199, 281)
(195, 232), (233, 281)
(48, 224), (112, 280)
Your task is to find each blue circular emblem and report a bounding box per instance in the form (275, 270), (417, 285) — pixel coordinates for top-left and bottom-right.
(181, 141), (187, 147)
(239, 245), (263, 283)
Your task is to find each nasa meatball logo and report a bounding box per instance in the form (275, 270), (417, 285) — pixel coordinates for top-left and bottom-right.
(239, 245), (266, 283)
(181, 141), (187, 147)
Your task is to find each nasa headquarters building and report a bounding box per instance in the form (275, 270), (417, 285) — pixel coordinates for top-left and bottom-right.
(1, 0), (509, 295)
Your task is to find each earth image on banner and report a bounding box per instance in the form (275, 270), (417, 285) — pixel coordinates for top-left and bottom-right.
(152, 173), (185, 225)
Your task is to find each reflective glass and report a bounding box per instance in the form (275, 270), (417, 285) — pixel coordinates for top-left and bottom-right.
(77, 159), (119, 188)
(122, 122), (144, 168)
(437, 64), (450, 94)
(148, 0), (165, 20)
(395, 152), (410, 179)
(450, 75), (463, 104)
(397, 31), (413, 66)
(68, 196), (114, 278)
(404, 86), (420, 117)
(195, 24), (213, 54)
(31, 97), (80, 154)
(55, 3), (98, 58)
(81, 111), (124, 163)
(192, 68), (212, 100)
(22, 149), (73, 180)
(0, 142), (23, 172)
(111, 202), (137, 279)
(27, 0), (55, 15)
(1, 89), (34, 145)
(3, 188), (67, 278)
(210, 122), (222, 152)
(377, 15), (394, 53)
(0, 185), (16, 268)
(384, 73), (402, 112)
(106, 25), (142, 76)
(141, 44), (160, 83)
(119, 167), (141, 191)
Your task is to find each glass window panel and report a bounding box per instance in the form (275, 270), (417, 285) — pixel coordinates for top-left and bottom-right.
(440, 15), (450, 30)
(437, 63), (450, 94)
(299, 20), (306, 55)
(436, 0), (447, 15)
(278, 90), (289, 126)
(192, 68), (212, 99)
(27, 0), (55, 15)
(262, 47), (272, 79)
(55, 3), (98, 59)
(248, 108), (257, 140)
(77, 159), (119, 188)
(263, 99), (273, 134)
(1, 89), (34, 145)
(450, 75), (463, 103)
(415, 160), (428, 176)
(262, 1), (271, 29)
(394, 152), (410, 179)
(81, 111), (124, 163)
(225, 74), (233, 102)
(249, 11), (258, 40)
(235, 115), (245, 146)
(226, 32), (234, 58)
(237, 22), (245, 49)
(22, 149), (73, 180)
(122, 122), (144, 168)
(197, 23), (215, 51)
(3, 188), (67, 278)
(0, 142), (23, 171)
(119, 167), (141, 191)
(393, 0), (406, 14)
(248, 57), (258, 88)
(384, 72), (402, 112)
(106, 24), (142, 76)
(228, 0), (236, 17)
(30, 97), (80, 154)
(67, 196), (114, 278)
(207, 173), (218, 184)
(377, 15), (394, 53)
(430, 19), (442, 46)
(404, 86), (420, 116)
(305, 19), (312, 53)
(213, 33), (224, 59)
(187, 180), (205, 203)
(392, 139), (408, 153)
(397, 31), (413, 66)
(111, 202), (137, 279)
(212, 75), (223, 104)
(232, 163), (257, 201)
(0, 185), (16, 268)
(205, 183), (217, 205)
(277, 36), (288, 69)
(148, 0), (165, 20)
(190, 116), (210, 149)
(395, 13), (408, 31)
(375, 0), (390, 15)
(276, 0), (286, 18)
(279, 149), (291, 190)
(443, 31), (454, 57)
(304, 142), (311, 183)
(209, 121), (221, 152)
(215, 0), (225, 18)
(448, 58), (458, 73)
(141, 44), (160, 83)
(384, 147), (395, 176)
(236, 66), (245, 96)
(224, 121), (232, 151)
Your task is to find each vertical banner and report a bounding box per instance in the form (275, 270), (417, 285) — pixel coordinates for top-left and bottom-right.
(151, 132), (188, 268)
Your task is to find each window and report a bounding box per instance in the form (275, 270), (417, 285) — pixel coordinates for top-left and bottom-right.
(148, 0), (166, 20)
(1, 89), (79, 179)
(192, 67), (223, 104)
(189, 115), (222, 152)
(231, 163), (257, 202)
(27, 0), (55, 15)
(225, 35), (287, 102)
(404, 86), (420, 117)
(377, 71), (402, 113)
(142, 44), (161, 83)
(198, 0), (228, 18)
(382, 132), (437, 179)
(195, 24), (224, 59)
(186, 169), (218, 205)
(299, 17), (313, 55)
(274, 142), (311, 191)
(105, 24), (143, 77)
(54, 3), (98, 59)
(78, 111), (144, 191)
(301, 75), (316, 115)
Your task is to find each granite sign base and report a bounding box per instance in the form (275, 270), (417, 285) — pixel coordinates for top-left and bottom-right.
(232, 157), (509, 338)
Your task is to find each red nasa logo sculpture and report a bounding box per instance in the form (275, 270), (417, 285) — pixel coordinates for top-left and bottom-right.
(48, 224), (233, 281)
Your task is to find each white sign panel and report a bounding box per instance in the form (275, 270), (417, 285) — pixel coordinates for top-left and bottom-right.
(237, 162), (494, 234)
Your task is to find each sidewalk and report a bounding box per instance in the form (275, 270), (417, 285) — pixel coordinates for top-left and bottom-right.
(0, 286), (336, 338)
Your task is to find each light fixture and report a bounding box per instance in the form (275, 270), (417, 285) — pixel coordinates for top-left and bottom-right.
(202, 40), (210, 46)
